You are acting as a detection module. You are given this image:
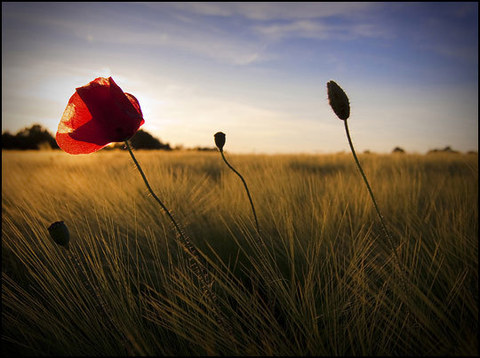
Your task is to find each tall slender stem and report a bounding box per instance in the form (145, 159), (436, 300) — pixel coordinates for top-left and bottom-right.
(125, 140), (183, 238)
(343, 120), (402, 268)
(124, 140), (231, 335)
(220, 150), (260, 235)
(125, 141), (206, 275)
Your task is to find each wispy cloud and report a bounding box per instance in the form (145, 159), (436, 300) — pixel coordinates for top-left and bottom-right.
(2, 3), (269, 66)
(254, 20), (329, 40)
(164, 2), (376, 21)
(148, 2), (391, 42)
(253, 19), (392, 41)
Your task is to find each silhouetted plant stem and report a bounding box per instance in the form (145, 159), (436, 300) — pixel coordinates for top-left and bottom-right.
(125, 141), (183, 238)
(219, 149), (260, 235)
(124, 140), (232, 337)
(343, 120), (403, 270)
(125, 140), (207, 278)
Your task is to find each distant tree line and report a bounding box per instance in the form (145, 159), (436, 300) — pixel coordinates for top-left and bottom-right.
(2, 124), (174, 151)
(3, 124), (475, 154)
(427, 146), (459, 154)
(392, 146), (470, 154)
(2, 124), (59, 150)
(130, 130), (172, 150)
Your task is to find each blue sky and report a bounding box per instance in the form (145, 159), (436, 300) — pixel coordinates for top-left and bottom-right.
(2, 2), (478, 153)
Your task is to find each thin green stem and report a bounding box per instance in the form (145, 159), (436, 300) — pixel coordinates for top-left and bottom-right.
(343, 120), (403, 270)
(220, 149), (260, 235)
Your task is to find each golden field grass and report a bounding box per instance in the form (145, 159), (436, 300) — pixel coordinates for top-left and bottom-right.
(2, 149), (478, 356)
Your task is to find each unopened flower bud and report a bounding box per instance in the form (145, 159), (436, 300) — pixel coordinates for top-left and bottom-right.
(48, 221), (70, 249)
(214, 132), (226, 151)
(327, 80), (350, 120)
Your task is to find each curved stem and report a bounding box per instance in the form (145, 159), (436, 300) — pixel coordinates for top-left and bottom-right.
(220, 150), (260, 235)
(125, 140), (184, 238)
(125, 141), (231, 334)
(125, 140), (208, 280)
(343, 120), (401, 267)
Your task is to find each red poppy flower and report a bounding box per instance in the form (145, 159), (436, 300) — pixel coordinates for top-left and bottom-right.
(56, 77), (145, 154)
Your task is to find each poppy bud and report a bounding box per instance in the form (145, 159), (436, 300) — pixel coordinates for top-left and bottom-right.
(48, 221), (70, 249)
(327, 80), (350, 120)
(214, 132), (226, 151)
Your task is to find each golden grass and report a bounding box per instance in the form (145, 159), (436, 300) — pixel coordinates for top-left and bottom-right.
(2, 150), (478, 355)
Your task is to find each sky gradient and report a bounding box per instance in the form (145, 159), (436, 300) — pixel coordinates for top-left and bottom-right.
(2, 2), (478, 154)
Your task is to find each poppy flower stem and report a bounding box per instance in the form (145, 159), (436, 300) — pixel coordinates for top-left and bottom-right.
(124, 140), (232, 336)
(343, 120), (403, 269)
(124, 140), (184, 237)
(219, 149), (260, 235)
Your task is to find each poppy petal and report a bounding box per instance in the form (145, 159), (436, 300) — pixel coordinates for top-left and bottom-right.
(56, 77), (144, 155)
(56, 92), (109, 154)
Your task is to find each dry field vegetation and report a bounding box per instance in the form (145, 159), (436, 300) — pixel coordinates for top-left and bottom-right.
(2, 149), (478, 356)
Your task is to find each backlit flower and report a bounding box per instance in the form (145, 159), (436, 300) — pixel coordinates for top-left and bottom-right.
(56, 77), (144, 154)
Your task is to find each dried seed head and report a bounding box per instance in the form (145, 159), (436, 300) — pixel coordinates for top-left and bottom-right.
(214, 132), (226, 151)
(48, 221), (70, 249)
(327, 80), (350, 120)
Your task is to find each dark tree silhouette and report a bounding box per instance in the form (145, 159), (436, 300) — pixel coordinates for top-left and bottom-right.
(1, 125), (176, 151)
(1, 131), (17, 149)
(427, 146), (459, 154)
(392, 147), (405, 154)
(129, 129), (171, 150)
(2, 124), (58, 150)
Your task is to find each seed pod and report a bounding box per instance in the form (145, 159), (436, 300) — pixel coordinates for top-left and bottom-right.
(327, 80), (350, 120)
(48, 221), (70, 249)
(214, 132), (226, 151)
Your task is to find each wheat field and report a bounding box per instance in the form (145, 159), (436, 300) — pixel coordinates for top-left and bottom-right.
(2, 149), (478, 356)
